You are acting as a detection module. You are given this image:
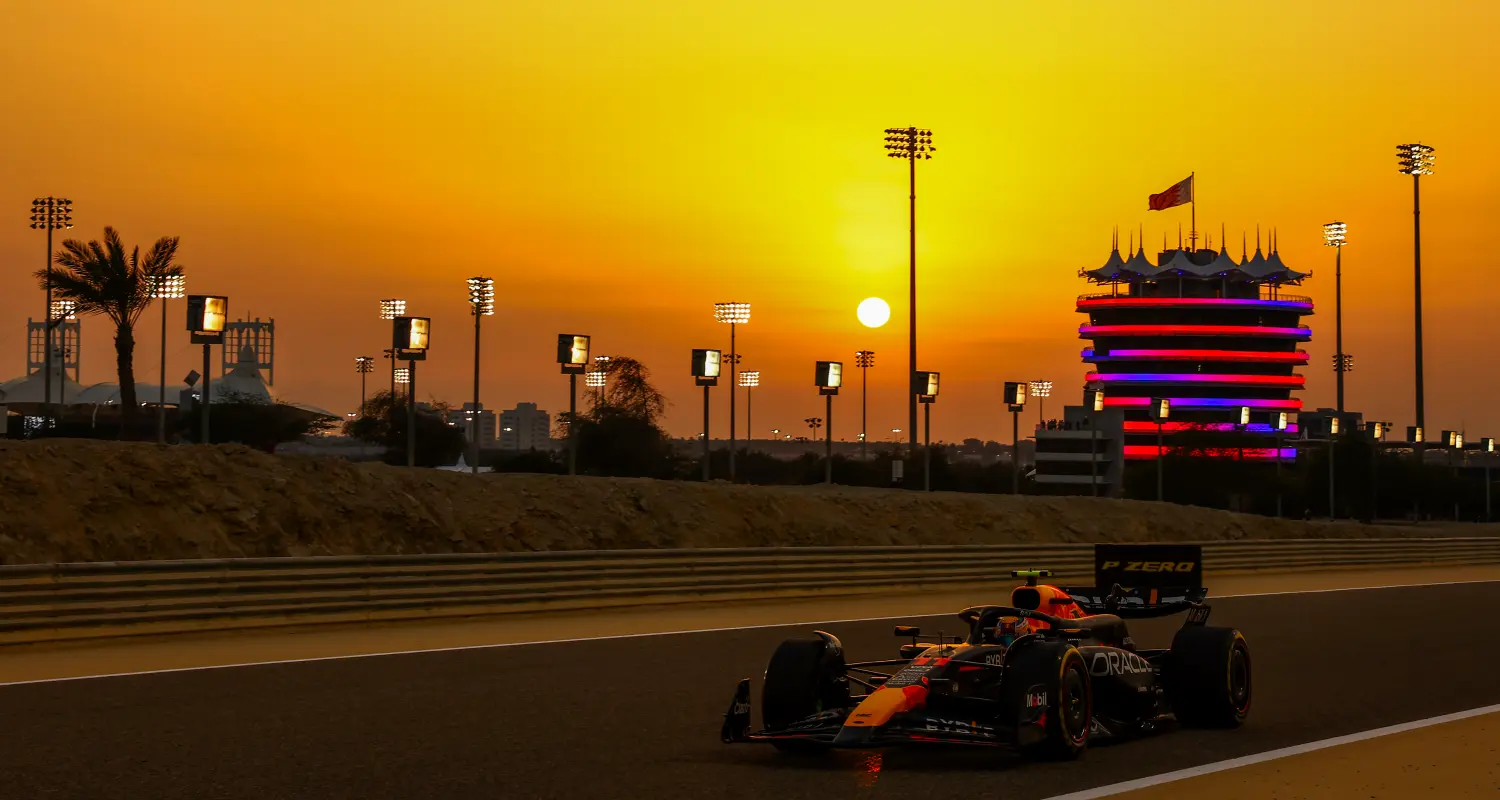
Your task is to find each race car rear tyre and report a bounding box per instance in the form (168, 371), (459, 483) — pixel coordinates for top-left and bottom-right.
(1166, 626), (1251, 728)
(1004, 641), (1092, 761)
(762, 637), (848, 753)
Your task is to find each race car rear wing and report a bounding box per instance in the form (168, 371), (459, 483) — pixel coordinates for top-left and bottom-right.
(1061, 543), (1210, 619)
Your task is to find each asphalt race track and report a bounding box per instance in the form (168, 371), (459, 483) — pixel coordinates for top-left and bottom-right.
(2, 581), (1497, 799)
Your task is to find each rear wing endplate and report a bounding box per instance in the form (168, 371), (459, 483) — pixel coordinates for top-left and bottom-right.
(1060, 543), (1208, 618)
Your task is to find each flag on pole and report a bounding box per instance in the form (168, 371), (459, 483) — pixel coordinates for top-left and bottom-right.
(1148, 176), (1194, 211)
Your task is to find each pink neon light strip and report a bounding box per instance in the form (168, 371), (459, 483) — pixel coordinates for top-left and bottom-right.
(1087, 373), (1306, 387)
(1123, 446), (1296, 461)
(1077, 297), (1312, 310)
(1105, 397), (1304, 410)
(1082, 348), (1309, 364)
(1122, 422), (1302, 434)
(1080, 324), (1312, 338)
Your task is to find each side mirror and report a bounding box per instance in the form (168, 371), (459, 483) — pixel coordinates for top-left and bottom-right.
(894, 625), (920, 637)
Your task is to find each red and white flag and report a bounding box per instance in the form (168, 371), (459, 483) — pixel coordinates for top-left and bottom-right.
(1148, 176), (1193, 211)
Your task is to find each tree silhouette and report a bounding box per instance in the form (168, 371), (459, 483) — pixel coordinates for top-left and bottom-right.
(40, 227), (183, 429)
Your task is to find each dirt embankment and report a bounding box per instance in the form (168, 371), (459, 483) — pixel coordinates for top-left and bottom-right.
(0, 440), (1495, 565)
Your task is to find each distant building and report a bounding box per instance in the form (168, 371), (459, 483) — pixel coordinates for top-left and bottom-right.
(446, 403), (498, 446)
(499, 402), (551, 450)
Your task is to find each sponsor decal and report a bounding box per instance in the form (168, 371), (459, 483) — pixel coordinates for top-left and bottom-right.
(1089, 650), (1152, 677)
(1026, 691), (1047, 709)
(1099, 560), (1197, 573)
(924, 717), (996, 735)
(984, 653), (1005, 666)
(885, 664), (933, 688)
(731, 702), (750, 715)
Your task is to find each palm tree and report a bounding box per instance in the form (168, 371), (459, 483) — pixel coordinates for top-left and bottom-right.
(37, 227), (183, 429)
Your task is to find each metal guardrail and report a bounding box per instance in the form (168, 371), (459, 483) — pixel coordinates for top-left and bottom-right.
(2, 538), (1497, 644)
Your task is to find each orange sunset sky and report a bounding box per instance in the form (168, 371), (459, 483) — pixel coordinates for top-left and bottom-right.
(2, 1), (1498, 443)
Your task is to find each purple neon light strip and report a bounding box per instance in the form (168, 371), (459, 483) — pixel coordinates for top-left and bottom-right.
(1080, 324), (1312, 339)
(1105, 397), (1304, 410)
(1086, 372), (1306, 387)
(1077, 297), (1312, 310)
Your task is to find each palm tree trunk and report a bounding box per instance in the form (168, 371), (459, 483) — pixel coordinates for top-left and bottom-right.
(116, 321), (138, 432)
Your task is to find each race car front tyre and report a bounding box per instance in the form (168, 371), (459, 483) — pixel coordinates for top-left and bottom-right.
(762, 637), (849, 753)
(1166, 626), (1252, 728)
(1004, 641), (1092, 761)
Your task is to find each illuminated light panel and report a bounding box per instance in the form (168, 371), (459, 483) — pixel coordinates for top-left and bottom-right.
(1122, 421), (1301, 434)
(1087, 373), (1306, 388)
(1077, 297), (1313, 311)
(1082, 348), (1310, 364)
(1105, 397), (1303, 410)
(1123, 445), (1296, 461)
(1080, 324), (1312, 339)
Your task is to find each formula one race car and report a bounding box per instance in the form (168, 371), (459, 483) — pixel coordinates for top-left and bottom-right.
(721, 544), (1250, 759)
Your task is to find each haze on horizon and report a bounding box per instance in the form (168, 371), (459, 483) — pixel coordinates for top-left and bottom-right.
(2, 0), (1496, 442)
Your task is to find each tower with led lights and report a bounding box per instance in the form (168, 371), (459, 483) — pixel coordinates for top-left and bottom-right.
(1077, 235), (1314, 463)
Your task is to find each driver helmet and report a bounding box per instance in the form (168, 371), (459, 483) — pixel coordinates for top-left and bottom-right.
(994, 615), (1032, 646)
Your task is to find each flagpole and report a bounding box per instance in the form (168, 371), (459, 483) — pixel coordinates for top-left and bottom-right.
(1190, 171), (1196, 250)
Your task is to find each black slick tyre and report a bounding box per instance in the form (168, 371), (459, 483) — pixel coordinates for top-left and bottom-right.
(761, 638), (848, 753)
(1167, 626), (1252, 728)
(1005, 641), (1092, 760)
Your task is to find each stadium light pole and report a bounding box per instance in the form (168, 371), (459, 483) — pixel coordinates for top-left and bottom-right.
(392, 315), (431, 468)
(1324, 222), (1350, 411)
(1273, 412), (1289, 518)
(148, 275), (185, 443)
(1327, 417), (1342, 519)
(380, 299), (406, 399)
(355, 356), (375, 411)
(693, 349), (722, 481)
(739, 371), (759, 453)
(715, 302), (750, 481)
(1084, 388), (1105, 498)
(467, 277), (495, 475)
(816, 361), (842, 485)
(1397, 143), (1434, 446)
(884, 127), (933, 455)
(1482, 437), (1495, 522)
(1149, 398), (1171, 502)
(1003, 382), (1028, 495)
(856, 350), (874, 461)
(30, 196), (73, 420)
(49, 301), (76, 408)
(1029, 380), (1053, 427)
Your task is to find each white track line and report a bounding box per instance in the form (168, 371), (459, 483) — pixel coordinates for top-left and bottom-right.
(0, 577), (1495, 688)
(1041, 703), (1500, 800)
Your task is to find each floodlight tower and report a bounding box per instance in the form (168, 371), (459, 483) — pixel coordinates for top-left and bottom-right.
(30, 196), (73, 417)
(714, 302), (750, 480)
(379, 299), (406, 398)
(738, 370), (760, 449)
(1029, 380), (1053, 425)
(1324, 222), (1350, 411)
(355, 356), (375, 408)
(149, 274), (186, 444)
(467, 277), (495, 475)
(883, 126), (934, 454)
(1396, 143), (1434, 438)
(855, 350), (875, 460)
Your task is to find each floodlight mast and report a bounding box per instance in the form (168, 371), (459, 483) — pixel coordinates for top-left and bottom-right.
(467, 278), (495, 475)
(1029, 380), (1053, 425)
(379, 299), (406, 398)
(856, 350), (874, 460)
(714, 302), (750, 481)
(149, 275), (186, 444)
(1396, 143), (1434, 444)
(30, 196), (73, 419)
(1324, 222), (1349, 412)
(884, 126), (934, 458)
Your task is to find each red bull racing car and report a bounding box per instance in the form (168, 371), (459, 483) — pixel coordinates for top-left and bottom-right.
(720, 544), (1250, 759)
